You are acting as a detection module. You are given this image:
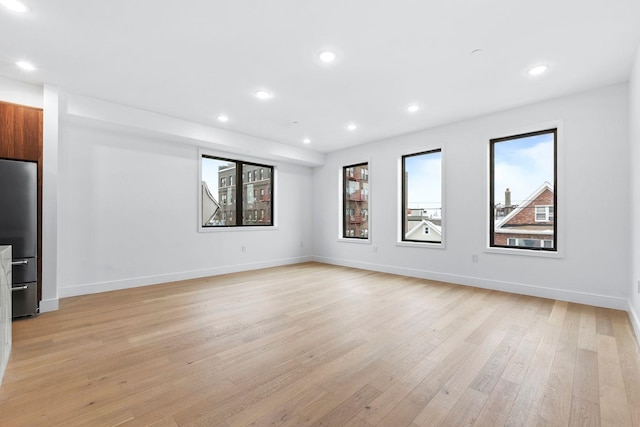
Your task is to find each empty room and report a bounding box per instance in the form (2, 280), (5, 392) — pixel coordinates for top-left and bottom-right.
(1, 0), (640, 426)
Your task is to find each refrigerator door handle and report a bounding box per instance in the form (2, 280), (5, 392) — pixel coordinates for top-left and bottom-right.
(12, 285), (29, 292)
(12, 260), (29, 265)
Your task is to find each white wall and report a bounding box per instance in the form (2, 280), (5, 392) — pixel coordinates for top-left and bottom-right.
(0, 75), (42, 108)
(313, 84), (631, 309)
(1, 74), (637, 325)
(630, 45), (640, 338)
(57, 120), (314, 296)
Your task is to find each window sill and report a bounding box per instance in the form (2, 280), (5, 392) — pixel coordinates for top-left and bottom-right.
(200, 226), (279, 233)
(396, 241), (446, 250)
(484, 246), (563, 259)
(337, 238), (371, 245)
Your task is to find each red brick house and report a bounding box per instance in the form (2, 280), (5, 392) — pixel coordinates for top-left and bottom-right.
(493, 182), (554, 249)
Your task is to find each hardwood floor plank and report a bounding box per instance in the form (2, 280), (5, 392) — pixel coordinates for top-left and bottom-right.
(374, 341), (476, 427)
(573, 348), (600, 404)
(569, 397), (600, 427)
(474, 378), (521, 426)
(537, 302), (580, 426)
(500, 315), (547, 384)
(504, 322), (562, 426)
(439, 387), (489, 427)
(612, 317), (640, 426)
(354, 356), (437, 425)
(548, 300), (568, 326)
(595, 307), (615, 337)
(411, 328), (506, 426)
(309, 384), (381, 427)
(0, 262), (638, 426)
(596, 334), (633, 426)
(469, 325), (525, 394)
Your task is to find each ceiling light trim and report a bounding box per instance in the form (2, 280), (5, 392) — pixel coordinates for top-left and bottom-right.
(254, 90), (272, 100)
(0, 0), (29, 13)
(15, 60), (36, 71)
(528, 64), (549, 77)
(318, 50), (337, 63)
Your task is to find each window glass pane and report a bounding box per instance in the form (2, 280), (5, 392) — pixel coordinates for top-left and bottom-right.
(202, 156), (273, 227)
(491, 130), (556, 250)
(201, 157), (236, 226)
(343, 163), (369, 239)
(242, 163), (272, 225)
(402, 150), (442, 243)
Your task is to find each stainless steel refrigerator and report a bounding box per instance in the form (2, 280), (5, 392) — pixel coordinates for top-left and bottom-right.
(0, 158), (38, 317)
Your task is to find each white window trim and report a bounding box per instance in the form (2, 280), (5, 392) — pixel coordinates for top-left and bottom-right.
(198, 148), (279, 233)
(396, 145), (446, 250)
(484, 120), (564, 259)
(338, 157), (372, 244)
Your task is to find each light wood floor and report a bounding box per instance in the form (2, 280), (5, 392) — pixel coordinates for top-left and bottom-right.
(1, 262), (640, 426)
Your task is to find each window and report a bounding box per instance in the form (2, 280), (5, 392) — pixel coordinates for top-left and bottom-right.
(535, 205), (553, 222)
(507, 238), (553, 249)
(490, 129), (557, 251)
(343, 162), (369, 239)
(201, 155), (274, 227)
(401, 149), (442, 243)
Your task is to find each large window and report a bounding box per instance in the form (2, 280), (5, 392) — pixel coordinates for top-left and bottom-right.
(490, 129), (557, 251)
(401, 149), (442, 243)
(343, 162), (369, 239)
(201, 155), (273, 227)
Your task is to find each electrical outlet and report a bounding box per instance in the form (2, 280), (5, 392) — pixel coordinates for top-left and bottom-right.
(373, 246), (378, 253)
(241, 246), (246, 253)
(472, 254), (479, 263)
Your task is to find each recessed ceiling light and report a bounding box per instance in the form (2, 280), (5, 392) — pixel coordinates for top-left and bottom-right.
(254, 90), (272, 99)
(407, 105), (420, 113)
(217, 115), (229, 123)
(303, 138), (311, 144)
(471, 49), (483, 56)
(347, 124), (357, 131)
(318, 51), (337, 63)
(528, 65), (548, 76)
(0, 0), (30, 13)
(15, 60), (36, 71)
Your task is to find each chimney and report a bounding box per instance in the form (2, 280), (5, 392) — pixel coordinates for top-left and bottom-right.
(505, 188), (512, 214)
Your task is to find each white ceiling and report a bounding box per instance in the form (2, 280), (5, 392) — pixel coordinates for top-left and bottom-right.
(1, 0), (640, 153)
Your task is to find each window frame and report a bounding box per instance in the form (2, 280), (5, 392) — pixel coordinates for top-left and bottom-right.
(400, 148), (443, 245)
(200, 153), (275, 229)
(488, 127), (558, 254)
(341, 161), (370, 241)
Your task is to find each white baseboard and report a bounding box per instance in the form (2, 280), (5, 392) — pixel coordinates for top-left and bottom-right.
(58, 256), (313, 298)
(312, 256), (629, 311)
(39, 298), (59, 313)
